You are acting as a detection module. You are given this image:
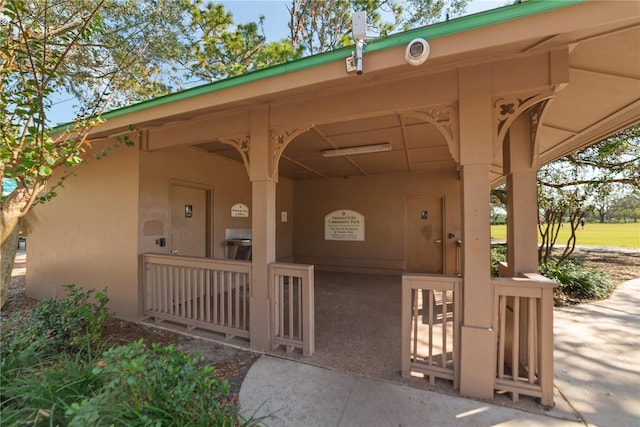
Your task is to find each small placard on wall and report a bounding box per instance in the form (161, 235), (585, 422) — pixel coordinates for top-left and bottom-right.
(324, 209), (365, 241)
(231, 203), (249, 218)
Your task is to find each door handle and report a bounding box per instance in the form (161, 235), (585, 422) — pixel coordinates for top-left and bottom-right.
(169, 249), (179, 254)
(434, 239), (442, 245)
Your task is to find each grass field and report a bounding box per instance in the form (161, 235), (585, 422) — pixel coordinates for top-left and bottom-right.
(491, 222), (640, 248)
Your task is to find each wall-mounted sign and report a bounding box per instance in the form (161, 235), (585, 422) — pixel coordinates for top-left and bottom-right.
(324, 209), (365, 241)
(231, 203), (249, 218)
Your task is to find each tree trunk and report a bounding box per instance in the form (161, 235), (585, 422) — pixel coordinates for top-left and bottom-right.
(0, 226), (20, 309)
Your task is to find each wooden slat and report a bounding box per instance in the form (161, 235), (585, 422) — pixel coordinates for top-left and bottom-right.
(142, 255), (251, 338)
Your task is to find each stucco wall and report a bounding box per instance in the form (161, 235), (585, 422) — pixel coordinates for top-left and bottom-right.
(26, 143), (295, 321)
(292, 171), (461, 274)
(138, 146), (294, 261)
(27, 139), (141, 320)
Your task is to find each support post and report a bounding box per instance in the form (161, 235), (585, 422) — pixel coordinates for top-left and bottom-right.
(458, 64), (496, 400)
(249, 106), (277, 351)
(504, 113), (539, 276)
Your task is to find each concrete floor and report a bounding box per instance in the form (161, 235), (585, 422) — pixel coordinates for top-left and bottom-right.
(266, 271), (578, 416)
(268, 271), (404, 382)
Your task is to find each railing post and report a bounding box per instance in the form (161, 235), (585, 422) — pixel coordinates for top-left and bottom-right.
(401, 276), (411, 377)
(302, 265), (315, 356)
(539, 285), (555, 407)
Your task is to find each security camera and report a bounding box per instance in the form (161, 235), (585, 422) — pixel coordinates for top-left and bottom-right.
(405, 38), (430, 66)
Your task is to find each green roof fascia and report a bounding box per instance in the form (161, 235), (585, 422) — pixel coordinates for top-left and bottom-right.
(52, 0), (585, 132)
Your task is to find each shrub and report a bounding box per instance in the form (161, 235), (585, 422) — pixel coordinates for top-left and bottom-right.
(2, 284), (110, 356)
(1, 284), (111, 377)
(67, 340), (238, 426)
(0, 346), (105, 427)
(490, 245), (507, 277)
(540, 260), (614, 301)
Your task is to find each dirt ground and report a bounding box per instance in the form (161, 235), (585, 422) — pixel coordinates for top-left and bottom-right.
(2, 246), (638, 399)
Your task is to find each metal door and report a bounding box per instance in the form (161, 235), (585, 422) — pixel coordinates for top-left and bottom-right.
(405, 196), (444, 273)
(169, 182), (210, 257)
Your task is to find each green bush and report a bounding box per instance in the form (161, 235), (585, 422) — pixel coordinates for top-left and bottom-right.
(1, 284), (111, 376)
(490, 246), (613, 303)
(490, 245), (507, 277)
(67, 340), (238, 426)
(1, 286), (247, 426)
(0, 346), (105, 427)
(540, 260), (614, 301)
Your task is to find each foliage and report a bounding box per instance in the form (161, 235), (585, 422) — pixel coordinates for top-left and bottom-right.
(67, 340), (238, 426)
(1, 284), (110, 374)
(0, 288), (246, 426)
(286, 0), (467, 55)
(490, 244), (507, 277)
(0, 345), (106, 426)
(188, 1), (300, 82)
(396, 0), (468, 29)
(537, 181), (589, 265)
(540, 259), (614, 302)
(490, 245), (615, 303)
(1, 0), (106, 241)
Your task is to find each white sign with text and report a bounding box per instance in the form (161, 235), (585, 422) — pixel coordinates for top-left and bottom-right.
(231, 203), (249, 218)
(324, 209), (365, 241)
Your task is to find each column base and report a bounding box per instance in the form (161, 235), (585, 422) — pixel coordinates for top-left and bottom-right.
(249, 296), (272, 351)
(459, 325), (496, 400)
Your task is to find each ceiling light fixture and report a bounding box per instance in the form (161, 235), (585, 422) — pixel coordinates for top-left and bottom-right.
(322, 143), (391, 158)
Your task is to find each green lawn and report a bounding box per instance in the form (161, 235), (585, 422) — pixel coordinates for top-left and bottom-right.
(491, 222), (640, 248)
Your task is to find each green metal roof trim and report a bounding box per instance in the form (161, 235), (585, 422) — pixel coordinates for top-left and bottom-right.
(54, 0), (585, 130)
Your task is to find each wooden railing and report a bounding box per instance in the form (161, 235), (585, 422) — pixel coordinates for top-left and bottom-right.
(269, 263), (315, 356)
(493, 273), (557, 407)
(401, 274), (462, 388)
(142, 254), (251, 339)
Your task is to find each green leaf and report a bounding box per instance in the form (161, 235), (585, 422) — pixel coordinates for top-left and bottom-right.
(38, 165), (53, 176)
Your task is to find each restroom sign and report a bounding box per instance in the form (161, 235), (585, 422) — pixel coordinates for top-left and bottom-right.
(231, 203), (249, 218)
(324, 209), (365, 241)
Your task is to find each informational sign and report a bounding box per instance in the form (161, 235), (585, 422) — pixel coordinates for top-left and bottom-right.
(324, 209), (365, 241)
(231, 203), (249, 218)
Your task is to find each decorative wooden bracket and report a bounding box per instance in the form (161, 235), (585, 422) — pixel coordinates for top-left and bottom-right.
(269, 125), (313, 180)
(219, 134), (251, 176)
(403, 104), (460, 163)
(493, 90), (555, 154)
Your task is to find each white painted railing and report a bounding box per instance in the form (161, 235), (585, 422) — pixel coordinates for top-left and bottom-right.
(493, 273), (556, 407)
(142, 254), (251, 339)
(401, 274), (462, 388)
(270, 263), (315, 356)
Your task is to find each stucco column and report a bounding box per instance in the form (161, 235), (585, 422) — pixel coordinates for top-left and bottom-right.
(249, 106), (277, 350)
(458, 64), (496, 400)
(504, 113), (539, 276)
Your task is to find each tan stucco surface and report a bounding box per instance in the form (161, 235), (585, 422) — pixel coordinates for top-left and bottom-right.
(27, 143), (294, 320)
(27, 140), (140, 320)
(293, 171), (461, 275)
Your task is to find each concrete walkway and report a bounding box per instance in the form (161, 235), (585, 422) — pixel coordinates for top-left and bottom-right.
(239, 279), (640, 427)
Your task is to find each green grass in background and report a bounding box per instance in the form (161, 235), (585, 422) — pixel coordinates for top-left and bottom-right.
(490, 222), (640, 248)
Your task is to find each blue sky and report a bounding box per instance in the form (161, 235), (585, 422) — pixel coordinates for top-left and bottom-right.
(48, 1), (503, 125)
(222, 0), (503, 41)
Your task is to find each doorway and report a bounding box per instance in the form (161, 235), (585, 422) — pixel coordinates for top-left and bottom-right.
(169, 181), (211, 257)
(405, 196), (444, 273)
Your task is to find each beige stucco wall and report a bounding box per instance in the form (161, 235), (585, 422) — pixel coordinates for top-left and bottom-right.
(276, 177), (294, 262)
(26, 143), (294, 321)
(138, 146), (293, 261)
(27, 139), (141, 320)
(292, 171), (461, 274)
